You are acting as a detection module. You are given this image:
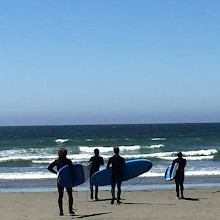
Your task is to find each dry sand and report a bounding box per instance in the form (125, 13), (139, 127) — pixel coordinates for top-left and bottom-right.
(0, 188), (219, 220)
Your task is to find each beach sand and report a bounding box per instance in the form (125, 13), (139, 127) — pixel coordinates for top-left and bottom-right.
(0, 188), (219, 220)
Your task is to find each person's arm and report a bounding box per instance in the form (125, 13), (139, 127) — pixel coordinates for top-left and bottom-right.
(69, 160), (75, 183)
(89, 157), (92, 163)
(183, 159), (186, 168)
(47, 161), (57, 174)
(101, 157), (104, 166)
(106, 158), (111, 169)
(170, 160), (176, 176)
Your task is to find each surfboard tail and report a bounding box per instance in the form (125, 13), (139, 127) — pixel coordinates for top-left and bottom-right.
(165, 163), (179, 181)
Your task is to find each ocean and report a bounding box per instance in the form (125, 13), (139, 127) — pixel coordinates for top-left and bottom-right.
(0, 123), (220, 192)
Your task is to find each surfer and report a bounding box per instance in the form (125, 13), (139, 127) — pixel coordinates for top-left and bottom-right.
(48, 147), (75, 216)
(107, 146), (125, 204)
(171, 151), (187, 199)
(89, 148), (104, 200)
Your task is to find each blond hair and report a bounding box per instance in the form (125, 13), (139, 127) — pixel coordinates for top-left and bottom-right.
(58, 147), (67, 157)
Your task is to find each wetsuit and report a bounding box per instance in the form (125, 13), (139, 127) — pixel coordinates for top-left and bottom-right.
(171, 157), (186, 198)
(89, 155), (104, 177)
(48, 157), (75, 214)
(89, 155), (104, 199)
(107, 155), (125, 203)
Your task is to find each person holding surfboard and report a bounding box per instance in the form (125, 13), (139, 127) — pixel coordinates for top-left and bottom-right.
(107, 146), (125, 204)
(48, 147), (75, 216)
(171, 151), (187, 199)
(89, 148), (104, 200)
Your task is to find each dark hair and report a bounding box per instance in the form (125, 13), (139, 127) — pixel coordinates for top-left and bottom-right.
(113, 146), (119, 155)
(177, 151), (182, 158)
(94, 148), (99, 155)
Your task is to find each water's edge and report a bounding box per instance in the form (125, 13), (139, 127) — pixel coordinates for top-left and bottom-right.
(1, 175), (219, 193)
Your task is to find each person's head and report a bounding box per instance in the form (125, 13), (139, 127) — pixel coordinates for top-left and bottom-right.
(113, 146), (119, 155)
(58, 147), (67, 158)
(177, 151), (182, 158)
(94, 148), (99, 156)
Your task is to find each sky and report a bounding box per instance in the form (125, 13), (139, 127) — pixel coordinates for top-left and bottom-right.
(0, 0), (220, 126)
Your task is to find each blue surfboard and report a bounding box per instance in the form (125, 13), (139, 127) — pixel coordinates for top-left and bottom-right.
(91, 159), (153, 186)
(165, 163), (179, 181)
(58, 163), (91, 187)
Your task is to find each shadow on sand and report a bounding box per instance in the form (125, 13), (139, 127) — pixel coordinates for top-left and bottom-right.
(124, 202), (176, 206)
(89, 198), (112, 202)
(212, 190), (220, 193)
(181, 197), (200, 201)
(89, 198), (125, 202)
(74, 212), (111, 219)
(123, 202), (153, 205)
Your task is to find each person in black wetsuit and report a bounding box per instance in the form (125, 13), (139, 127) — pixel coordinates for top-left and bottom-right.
(107, 146), (125, 204)
(171, 151), (187, 199)
(89, 148), (104, 200)
(48, 148), (75, 216)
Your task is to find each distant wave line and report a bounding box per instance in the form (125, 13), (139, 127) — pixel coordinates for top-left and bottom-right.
(79, 144), (164, 153)
(79, 146), (141, 153)
(151, 138), (166, 141)
(0, 149), (217, 163)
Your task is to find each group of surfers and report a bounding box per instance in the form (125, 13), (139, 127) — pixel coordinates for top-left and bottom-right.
(48, 147), (186, 216)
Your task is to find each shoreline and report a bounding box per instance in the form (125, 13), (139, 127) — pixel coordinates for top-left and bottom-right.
(1, 182), (220, 193)
(0, 188), (219, 220)
(1, 175), (220, 192)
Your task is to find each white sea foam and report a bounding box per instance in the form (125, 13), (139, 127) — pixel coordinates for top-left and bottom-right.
(144, 144), (165, 149)
(0, 155), (56, 162)
(67, 154), (93, 161)
(158, 156), (215, 161)
(0, 149), (217, 163)
(0, 152), (107, 163)
(55, 139), (69, 144)
(140, 172), (162, 177)
(141, 169), (220, 177)
(151, 138), (166, 141)
(0, 149), (29, 157)
(32, 160), (55, 164)
(185, 170), (220, 176)
(0, 148), (57, 158)
(79, 145), (141, 153)
(1, 168), (219, 180)
(0, 172), (55, 180)
(122, 148), (218, 161)
(86, 139), (92, 141)
(79, 144), (163, 153)
(79, 146), (111, 153)
(0, 148), (217, 164)
(182, 149), (218, 156)
(123, 152), (175, 159)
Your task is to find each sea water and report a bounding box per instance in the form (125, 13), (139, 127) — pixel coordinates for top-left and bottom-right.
(0, 123), (219, 192)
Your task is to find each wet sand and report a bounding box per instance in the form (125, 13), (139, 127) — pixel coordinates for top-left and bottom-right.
(0, 188), (219, 220)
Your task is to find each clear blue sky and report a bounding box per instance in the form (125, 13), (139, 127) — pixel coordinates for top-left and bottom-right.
(1, 1), (220, 126)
